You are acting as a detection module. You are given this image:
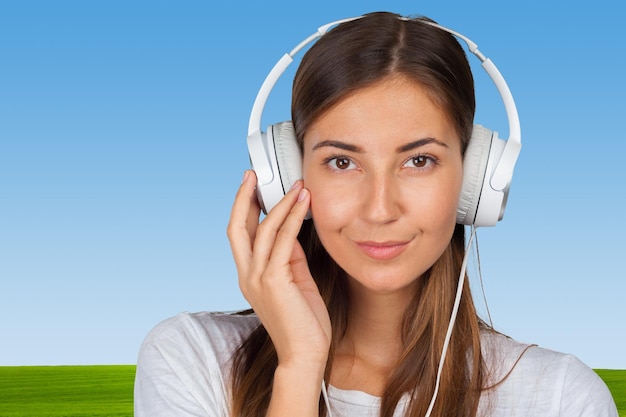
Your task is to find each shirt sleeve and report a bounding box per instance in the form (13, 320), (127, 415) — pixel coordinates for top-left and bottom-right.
(558, 355), (619, 417)
(479, 332), (620, 417)
(133, 313), (233, 417)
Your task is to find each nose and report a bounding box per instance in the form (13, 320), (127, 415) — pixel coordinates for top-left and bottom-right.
(360, 171), (400, 224)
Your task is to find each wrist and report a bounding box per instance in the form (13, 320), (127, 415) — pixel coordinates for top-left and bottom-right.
(276, 358), (327, 378)
(267, 363), (327, 417)
(277, 351), (328, 376)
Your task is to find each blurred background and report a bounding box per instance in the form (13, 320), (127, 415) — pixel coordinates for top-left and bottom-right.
(1, 0), (624, 368)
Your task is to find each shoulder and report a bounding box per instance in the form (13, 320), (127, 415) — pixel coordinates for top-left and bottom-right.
(138, 311), (260, 376)
(480, 331), (618, 416)
(141, 311), (260, 355)
(134, 311), (260, 417)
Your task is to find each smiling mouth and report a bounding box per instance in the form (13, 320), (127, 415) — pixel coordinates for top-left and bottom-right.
(355, 241), (410, 261)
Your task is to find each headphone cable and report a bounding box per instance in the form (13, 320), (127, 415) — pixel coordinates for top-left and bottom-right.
(321, 226), (477, 417)
(424, 225), (477, 417)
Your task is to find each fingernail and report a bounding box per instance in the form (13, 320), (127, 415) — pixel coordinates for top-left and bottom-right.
(241, 170), (250, 184)
(297, 188), (308, 202)
(290, 180), (301, 191)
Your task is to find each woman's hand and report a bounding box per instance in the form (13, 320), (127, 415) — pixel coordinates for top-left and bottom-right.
(227, 170), (332, 369)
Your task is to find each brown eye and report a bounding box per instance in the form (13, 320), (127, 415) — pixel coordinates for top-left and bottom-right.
(403, 154), (437, 170)
(335, 158), (351, 169)
(325, 156), (356, 171)
(412, 155), (428, 168)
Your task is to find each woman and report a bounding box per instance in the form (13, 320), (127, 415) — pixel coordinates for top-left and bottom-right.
(134, 12), (618, 417)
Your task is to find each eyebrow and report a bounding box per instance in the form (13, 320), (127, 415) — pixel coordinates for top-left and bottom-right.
(312, 140), (363, 153)
(311, 137), (449, 153)
(396, 138), (449, 153)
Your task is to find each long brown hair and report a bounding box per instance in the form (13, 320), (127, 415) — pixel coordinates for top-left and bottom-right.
(232, 12), (487, 417)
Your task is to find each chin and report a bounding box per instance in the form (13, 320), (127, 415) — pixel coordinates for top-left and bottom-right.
(344, 267), (425, 296)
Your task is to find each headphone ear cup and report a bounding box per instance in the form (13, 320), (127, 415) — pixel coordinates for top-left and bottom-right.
(457, 124), (493, 225)
(247, 121), (301, 216)
(272, 121), (303, 191)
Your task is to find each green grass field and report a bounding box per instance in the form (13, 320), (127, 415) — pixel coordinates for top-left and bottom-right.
(596, 369), (626, 417)
(0, 366), (624, 416)
(0, 365), (135, 417)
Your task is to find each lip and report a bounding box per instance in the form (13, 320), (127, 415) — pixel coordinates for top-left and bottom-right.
(355, 240), (410, 261)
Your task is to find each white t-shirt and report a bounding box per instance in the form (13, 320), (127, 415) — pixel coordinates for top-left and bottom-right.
(134, 311), (618, 417)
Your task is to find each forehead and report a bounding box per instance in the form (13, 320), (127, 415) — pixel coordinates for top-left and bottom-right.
(303, 76), (461, 152)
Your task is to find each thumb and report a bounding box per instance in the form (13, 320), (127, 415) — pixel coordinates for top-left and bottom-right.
(289, 240), (312, 285)
(290, 241), (326, 299)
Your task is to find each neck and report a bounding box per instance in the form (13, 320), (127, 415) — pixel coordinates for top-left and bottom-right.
(347, 293), (407, 347)
(330, 279), (419, 395)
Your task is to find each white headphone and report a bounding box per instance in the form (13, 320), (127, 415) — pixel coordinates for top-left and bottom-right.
(247, 15), (522, 227)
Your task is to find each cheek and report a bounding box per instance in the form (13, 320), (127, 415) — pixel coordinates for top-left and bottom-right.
(303, 157), (352, 225)
(306, 178), (354, 225)
(436, 176), (463, 225)
(307, 182), (348, 254)
(404, 170), (463, 231)
(439, 176), (463, 217)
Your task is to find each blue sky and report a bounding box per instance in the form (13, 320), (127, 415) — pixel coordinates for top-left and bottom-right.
(1, 0), (624, 369)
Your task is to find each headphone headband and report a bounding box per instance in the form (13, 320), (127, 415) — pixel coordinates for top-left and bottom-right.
(247, 16), (360, 137)
(246, 14), (522, 226)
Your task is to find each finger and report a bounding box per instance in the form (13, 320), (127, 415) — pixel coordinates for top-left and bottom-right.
(244, 172), (262, 241)
(288, 237), (313, 285)
(265, 188), (311, 270)
(227, 170), (260, 278)
(248, 181), (306, 277)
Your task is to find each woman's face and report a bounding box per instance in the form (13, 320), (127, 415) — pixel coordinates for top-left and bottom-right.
(302, 76), (464, 296)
